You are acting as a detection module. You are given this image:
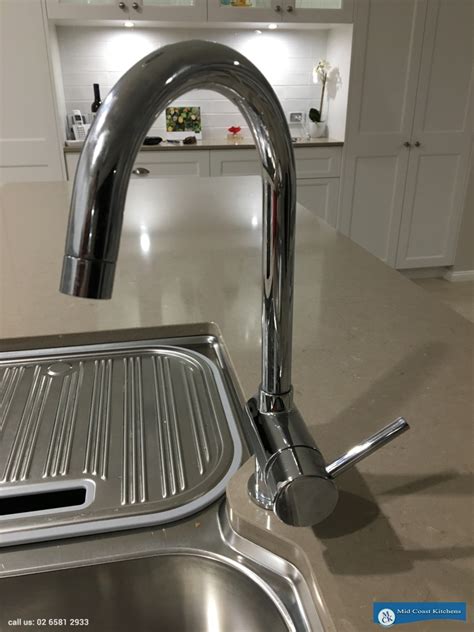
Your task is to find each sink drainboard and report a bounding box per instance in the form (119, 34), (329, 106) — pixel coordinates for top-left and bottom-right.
(0, 336), (244, 546)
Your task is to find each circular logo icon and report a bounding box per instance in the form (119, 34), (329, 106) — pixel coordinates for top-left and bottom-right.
(378, 608), (396, 627)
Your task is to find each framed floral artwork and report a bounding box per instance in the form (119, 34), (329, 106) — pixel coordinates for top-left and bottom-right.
(165, 106), (202, 140)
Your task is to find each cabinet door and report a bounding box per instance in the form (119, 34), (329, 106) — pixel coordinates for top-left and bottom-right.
(46, 1), (126, 20)
(395, 0), (473, 268)
(132, 0), (207, 22)
(207, 0), (282, 24)
(210, 149), (261, 177)
(297, 179), (340, 227)
(0, 0), (64, 183)
(65, 149), (210, 180)
(132, 150), (210, 178)
(338, 0), (427, 264)
(211, 147), (342, 178)
(283, 0), (353, 24)
(295, 147), (342, 179)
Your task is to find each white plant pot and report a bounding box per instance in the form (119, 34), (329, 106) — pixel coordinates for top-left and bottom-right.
(308, 121), (326, 138)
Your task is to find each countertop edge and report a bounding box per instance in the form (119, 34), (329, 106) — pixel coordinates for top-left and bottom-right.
(64, 139), (344, 153)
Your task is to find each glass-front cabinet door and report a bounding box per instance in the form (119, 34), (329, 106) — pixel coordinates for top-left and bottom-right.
(133, 0), (207, 22)
(207, 0), (283, 23)
(207, 0), (353, 23)
(284, 0), (353, 23)
(46, 1), (129, 20)
(48, 0), (352, 22)
(46, 0), (207, 21)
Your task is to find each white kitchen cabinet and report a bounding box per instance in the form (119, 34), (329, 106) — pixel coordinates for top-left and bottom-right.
(210, 146), (342, 178)
(65, 146), (341, 228)
(49, 0), (353, 23)
(210, 149), (260, 177)
(46, 0), (207, 21)
(0, 0), (64, 184)
(338, 0), (426, 263)
(131, 149), (210, 177)
(294, 147), (342, 179)
(46, 0), (129, 20)
(283, 0), (353, 24)
(119, 0), (207, 22)
(297, 178), (339, 227)
(339, 0), (473, 268)
(395, 0), (473, 268)
(65, 149), (210, 180)
(210, 147), (341, 227)
(207, 0), (278, 24)
(207, 0), (353, 24)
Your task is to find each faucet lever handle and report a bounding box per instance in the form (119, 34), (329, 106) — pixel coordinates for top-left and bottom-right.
(325, 417), (409, 479)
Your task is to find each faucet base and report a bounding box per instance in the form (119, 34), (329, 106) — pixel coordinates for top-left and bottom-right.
(258, 388), (293, 414)
(247, 472), (274, 511)
(246, 399), (339, 526)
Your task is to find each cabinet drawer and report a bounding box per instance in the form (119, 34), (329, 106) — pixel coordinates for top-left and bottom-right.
(294, 147), (342, 179)
(210, 147), (342, 179)
(132, 150), (210, 178)
(65, 146), (342, 181)
(65, 149), (210, 181)
(210, 149), (261, 177)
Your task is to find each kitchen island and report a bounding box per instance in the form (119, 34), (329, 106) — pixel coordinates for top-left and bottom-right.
(0, 177), (472, 631)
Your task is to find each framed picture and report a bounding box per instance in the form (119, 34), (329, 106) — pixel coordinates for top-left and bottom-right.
(165, 106), (202, 140)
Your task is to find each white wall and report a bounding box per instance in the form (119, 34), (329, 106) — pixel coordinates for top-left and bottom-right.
(56, 26), (348, 141)
(325, 24), (352, 141)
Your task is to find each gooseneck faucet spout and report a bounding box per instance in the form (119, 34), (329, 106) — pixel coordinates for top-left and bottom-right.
(60, 41), (409, 527)
(60, 40), (295, 408)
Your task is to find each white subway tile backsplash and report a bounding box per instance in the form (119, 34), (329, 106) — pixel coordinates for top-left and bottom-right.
(63, 71), (111, 86)
(201, 113), (246, 127)
(272, 72), (313, 87)
(207, 101), (240, 114)
(284, 99), (315, 112)
(61, 55), (128, 73)
(285, 86), (315, 100)
(57, 26), (329, 140)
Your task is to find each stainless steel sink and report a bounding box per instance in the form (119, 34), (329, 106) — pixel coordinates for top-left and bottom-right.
(0, 501), (323, 631)
(0, 332), (323, 631)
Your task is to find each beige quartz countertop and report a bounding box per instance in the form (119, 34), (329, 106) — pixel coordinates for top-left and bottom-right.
(64, 137), (344, 152)
(0, 178), (472, 631)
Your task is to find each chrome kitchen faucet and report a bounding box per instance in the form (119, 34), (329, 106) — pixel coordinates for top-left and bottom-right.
(60, 41), (408, 526)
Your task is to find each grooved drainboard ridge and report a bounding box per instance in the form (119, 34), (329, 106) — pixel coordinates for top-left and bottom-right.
(0, 338), (242, 546)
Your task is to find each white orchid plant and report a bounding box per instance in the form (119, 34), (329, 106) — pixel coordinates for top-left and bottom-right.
(309, 59), (331, 123)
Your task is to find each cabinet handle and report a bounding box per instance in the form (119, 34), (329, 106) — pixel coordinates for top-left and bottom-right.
(414, 141), (421, 147)
(274, 4), (282, 11)
(132, 167), (150, 176)
(118, 2), (127, 9)
(403, 141), (411, 148)
(132, 2), (140, 9)
(286, 5), (294, 11)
